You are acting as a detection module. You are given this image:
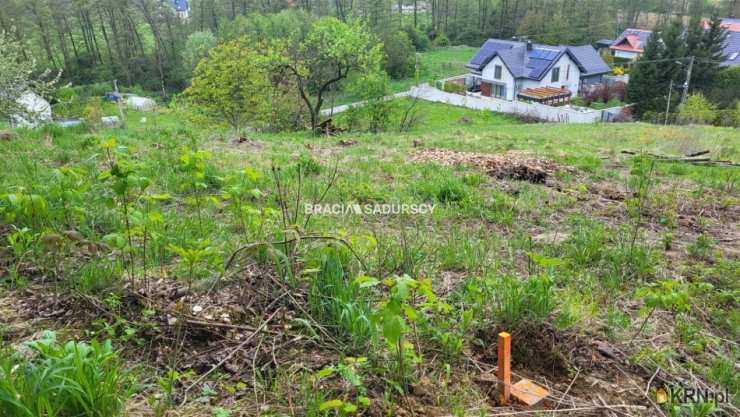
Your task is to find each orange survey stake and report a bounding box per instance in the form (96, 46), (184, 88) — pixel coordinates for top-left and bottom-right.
(497, 331), (511, 405)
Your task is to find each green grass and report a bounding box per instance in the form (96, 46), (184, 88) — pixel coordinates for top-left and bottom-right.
(324, 46), (477, 107)
(1, 99), (739, 415)
(0, 332), (131, 417)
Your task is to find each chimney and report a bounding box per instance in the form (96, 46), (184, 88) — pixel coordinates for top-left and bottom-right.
(526, 40), (532, 51)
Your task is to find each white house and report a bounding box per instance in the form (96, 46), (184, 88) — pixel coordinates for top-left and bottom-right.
(171, 0), (190, 19)
(609, 29), (652, 60)
(466, 39), (611, 104)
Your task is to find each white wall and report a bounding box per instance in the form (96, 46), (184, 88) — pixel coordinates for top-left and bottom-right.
(519, 54), (581, 96)
(614, 50), (640, 60)
(408, 84), (623, 124)
(480, 56), (516, 100)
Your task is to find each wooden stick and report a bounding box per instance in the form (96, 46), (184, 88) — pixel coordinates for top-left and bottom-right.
(498, 332), (511, 405)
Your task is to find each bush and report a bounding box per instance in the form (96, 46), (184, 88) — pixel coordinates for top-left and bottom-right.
(707, 66), (740, 109)
(714, 107), (739, 127)
(402, 25), (431, 51)
(442, 80), (466, 94)
(433, 32), (450, 47)
(454, 30), (486, 46)
(0, 332), (132, 417)
(678, 93), (716, 125)
(383, 31), (415, 79)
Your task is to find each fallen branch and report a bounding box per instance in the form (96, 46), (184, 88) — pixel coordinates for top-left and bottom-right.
(621, 150), (740, 167)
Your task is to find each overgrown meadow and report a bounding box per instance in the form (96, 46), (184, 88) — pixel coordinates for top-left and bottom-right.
(1, 101), (738, 417)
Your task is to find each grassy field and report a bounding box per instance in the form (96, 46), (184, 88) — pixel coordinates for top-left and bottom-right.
(0, 101), (738, 417)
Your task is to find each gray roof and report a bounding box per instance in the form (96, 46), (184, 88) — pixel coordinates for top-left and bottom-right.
(721, 30), (740, 66)
(568, 45), (611, 75)
(467, 39), (611, 80)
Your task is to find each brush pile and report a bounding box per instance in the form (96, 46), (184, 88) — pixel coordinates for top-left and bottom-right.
(411, 148), (574, 183)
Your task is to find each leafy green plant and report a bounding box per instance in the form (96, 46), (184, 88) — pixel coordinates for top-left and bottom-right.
(167, 239), (221, 293)
(178, 146), (214, 234)
(0, 332), (132, 417)
(312, 357), (372, 416)
(4, 226), (35, 286)
(98, 138), (151, 290)
(687, 234), (715, 260)
(1, 191), (48, 231)
(632, 279), (691, 342)
(370, 274), (437, 392)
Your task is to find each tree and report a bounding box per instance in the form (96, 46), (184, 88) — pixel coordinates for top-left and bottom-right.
(689, 16), (728, 91)
(657, 22), (686, 86)
(678, 93), (716, 125)
(182, 30), (217, 74)
(185, 38), (297, 133)
(707, 66), (740, 109)
(516, 11), (574, 45)
(280, 17), (383, 132)
(626, 31), (664, 117)
(348, 71), (393, 133)
(0, 31), (59, 120)
(383, 31), (415, 79)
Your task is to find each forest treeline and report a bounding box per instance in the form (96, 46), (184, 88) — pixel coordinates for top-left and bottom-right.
(1, 0), (739, 95)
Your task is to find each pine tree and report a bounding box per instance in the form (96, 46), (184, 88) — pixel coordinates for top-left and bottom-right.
(626, 31), (664, 117)
(690, 16), (728, 91)
(658, 22), (686, 86)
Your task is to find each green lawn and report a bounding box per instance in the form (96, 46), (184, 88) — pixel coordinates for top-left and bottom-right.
(324, 45), (477, 107)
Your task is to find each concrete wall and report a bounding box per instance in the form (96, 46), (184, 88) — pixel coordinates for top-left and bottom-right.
(408, 84), (624, 124)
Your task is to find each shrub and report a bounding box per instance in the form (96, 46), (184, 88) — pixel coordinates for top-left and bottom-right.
(454, 30), (486, 46)
(402, 25), (431, 51)
(442, 80), (466, 94)
(0, 332), (132, 417)
(678, 93), (716, 125)
(433, 32), (450, 47)
(383, 31), (415, 79)
(713, 104), (740, 127)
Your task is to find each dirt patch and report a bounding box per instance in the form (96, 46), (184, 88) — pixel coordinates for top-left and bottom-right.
(411, 148), (575, 184)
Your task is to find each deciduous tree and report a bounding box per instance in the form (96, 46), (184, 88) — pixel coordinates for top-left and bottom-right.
(280, 17), (383, 132)
(185, 38), (297, 133)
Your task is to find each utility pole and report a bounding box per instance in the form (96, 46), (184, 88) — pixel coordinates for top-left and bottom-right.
(664, 79), (673, 125)
(114, 79), (126, 129)
(680, 55), (694, 107)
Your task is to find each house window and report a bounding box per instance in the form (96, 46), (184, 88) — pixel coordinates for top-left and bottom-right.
(551, 67), (560, 83)
(494, 65), (502, 80)
(566, 64), (570, 80)
(492, 83), (506, 98)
